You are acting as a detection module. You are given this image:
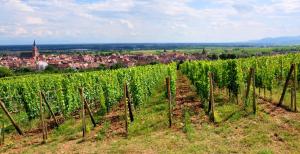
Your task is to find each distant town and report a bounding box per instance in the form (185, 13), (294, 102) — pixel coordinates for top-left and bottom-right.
(0, 41), (297, 71)
(0, 41), (208, 70)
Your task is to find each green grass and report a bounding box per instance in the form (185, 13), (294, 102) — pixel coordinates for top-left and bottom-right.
(257, 86), (300, 110)
(257, 149), (274, 154)
(182, 108), (195, 141)
(128, 88), (168, 137)
(2, 80), (300, 153)
(0, 110), (37, 134)
(96, 120), (110, 141)
(51, 118), (81, 140)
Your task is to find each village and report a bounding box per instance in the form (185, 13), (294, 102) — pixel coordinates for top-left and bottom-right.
(0, 41), (207, 70)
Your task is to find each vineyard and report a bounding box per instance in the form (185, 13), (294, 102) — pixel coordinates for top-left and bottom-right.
(180, 53), (300, 121)
(0, 64), (176, 139)
(1, 54), (300, 153)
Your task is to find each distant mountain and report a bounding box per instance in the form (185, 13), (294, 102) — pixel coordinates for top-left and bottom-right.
(249, 36), (300, 45)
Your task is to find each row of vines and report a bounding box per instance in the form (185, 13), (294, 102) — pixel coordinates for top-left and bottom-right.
(180, 53), (300, 110)
(0, 63), (177, 124)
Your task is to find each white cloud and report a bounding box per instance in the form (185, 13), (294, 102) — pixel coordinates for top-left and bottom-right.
(0, 26), (8, 33)
(171, 23), (188, 30)
(85, 0), (135, 12)
(4, 0), (34, 12)
(26, 16), (44, 25)
(14, 27), (28, 36)
(120, 19), (134, 29)
(0, 0), (299, 44)
(270, 0), (300, 14)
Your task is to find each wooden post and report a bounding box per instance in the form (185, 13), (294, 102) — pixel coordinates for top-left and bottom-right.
(281, 58), (283, 82)
(1, 122), (4, 145)
(209, 73), (215, 122)
(166, 77), (172, 128)
(252, 68), (256, 114)
(290, 66), (296, 111)
(84, 99), (97, 127)
(78, 88), (96, 127)
(79, 88), (86, 139)
(294, 64), (297, 112)
(0, 100), (23, 135)
(0, 122), (4, 145)
(208, 85), (212, 113)
(123, 83), (128, 136)
(291, 88), (294, 110)
(41, 92), (59, 128)
(44, 104), (48, 141)
(39, 92), (47, 143)
(245, 68), (253, 107)
(291, 69), (295, 110)
(278, 64), (295, 106)
(125, 84), (134, 122)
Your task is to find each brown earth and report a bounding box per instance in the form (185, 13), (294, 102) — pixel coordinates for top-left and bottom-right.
(173, 72), (209, 124)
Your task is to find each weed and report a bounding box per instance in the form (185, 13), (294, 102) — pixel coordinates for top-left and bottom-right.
(52, 118), (80, 140)
(182, 108), (195, 141)
(96, 120), (110, 141)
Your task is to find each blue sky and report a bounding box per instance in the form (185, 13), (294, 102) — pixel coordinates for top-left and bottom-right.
(0, 0), (300, 45)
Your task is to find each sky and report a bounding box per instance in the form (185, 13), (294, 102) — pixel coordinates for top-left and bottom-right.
(0, 0), (300, 45)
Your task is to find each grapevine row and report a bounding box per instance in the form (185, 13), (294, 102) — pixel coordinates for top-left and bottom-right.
(0, 63), (177, 121)
(180, 53), (300, 105)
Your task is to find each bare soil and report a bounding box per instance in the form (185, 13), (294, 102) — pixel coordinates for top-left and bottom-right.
(174, 72), (209, 124)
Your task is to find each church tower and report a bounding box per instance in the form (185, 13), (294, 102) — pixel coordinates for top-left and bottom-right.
(32, 40), (39, 60)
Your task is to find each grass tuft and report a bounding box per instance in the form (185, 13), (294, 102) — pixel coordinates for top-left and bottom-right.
(182, 108), (195, 141)
(96, 120), (110, 141)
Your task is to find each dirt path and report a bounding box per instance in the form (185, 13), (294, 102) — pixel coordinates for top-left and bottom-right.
(258, 98), (300, 122)
(174, 72), (208, 124)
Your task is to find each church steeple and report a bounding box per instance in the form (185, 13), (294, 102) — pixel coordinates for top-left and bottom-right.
(32, 40), (39, 60)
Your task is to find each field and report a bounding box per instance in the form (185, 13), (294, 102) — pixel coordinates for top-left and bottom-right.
(1, 54), (300, 153)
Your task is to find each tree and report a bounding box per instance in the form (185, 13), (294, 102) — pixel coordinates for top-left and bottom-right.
(110, 62), (125, 69)
(98, 64), (107, 70)
(149, 61), (160, 65)
(64, 68), (77, 73)
(219, 53), (237, 60)
(44, 65), (59, 73)
(202, 48), (207, 55)
(14, 67), (34, 74)
(0, 66), (13, 78)
(208, 54), (219, 60)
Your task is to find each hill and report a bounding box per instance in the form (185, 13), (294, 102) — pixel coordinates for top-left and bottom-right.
(250, 36), (300, 45)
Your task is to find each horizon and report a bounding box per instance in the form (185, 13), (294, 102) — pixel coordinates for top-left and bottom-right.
(1, 0), (300, 45)
(1, 35), (300, 46)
